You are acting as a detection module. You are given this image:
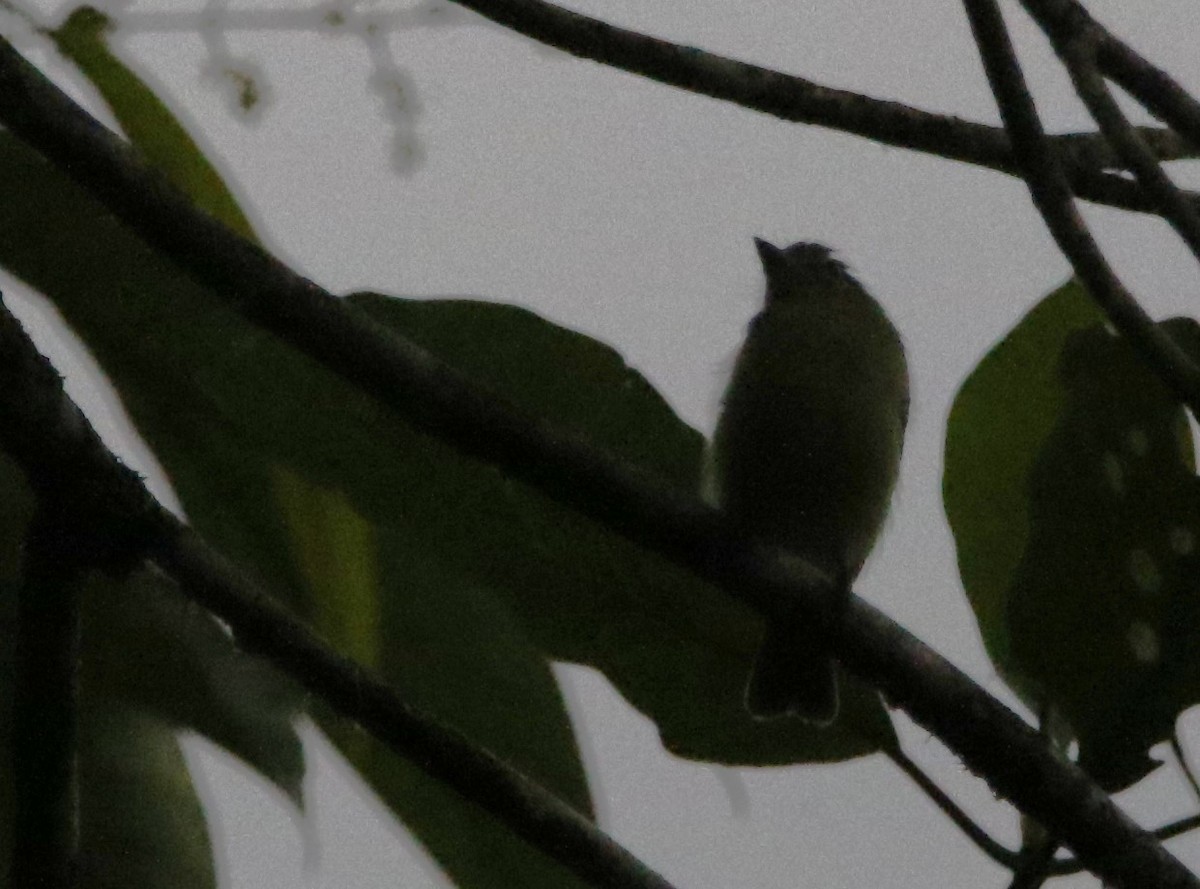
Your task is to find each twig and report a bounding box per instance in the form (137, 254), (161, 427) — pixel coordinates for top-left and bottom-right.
(0, 39), (1195, 889)
(1022, 0), (1200, 150)
(885, 745), (1019, 869)
(0, 298), (680, 889)
(1007, 833), (1058, 889)
(961, 0), (1200, 420)
(1031, 10), (1200, 265)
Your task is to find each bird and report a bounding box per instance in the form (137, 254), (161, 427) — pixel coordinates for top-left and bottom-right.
(705, 238), (909, 723)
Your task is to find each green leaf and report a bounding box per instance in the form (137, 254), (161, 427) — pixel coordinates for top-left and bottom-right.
(1008, 319), (1200, 790)
(945, 278), (1200, 790)
(943, 282), (1105, 682)
(78, 704), (216, 889)
(51, 6), (258, 242)
(317, 535), (593, 888)
(82, 569), (305, 806)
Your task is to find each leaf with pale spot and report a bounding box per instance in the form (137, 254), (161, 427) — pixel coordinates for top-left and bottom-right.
(1008, 318), (1200, 790)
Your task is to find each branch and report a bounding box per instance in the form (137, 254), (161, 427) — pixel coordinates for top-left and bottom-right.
(884, 746), (1019, 869)
(961, 0), (1200, 421)
(0, 38), (1195, 889)
(0, 298), (680, 889)
(1050, 811), (1200, 875)
(1022, 0), (1200, 150)
(1027, 7), (1200, 265)
(421, 0), (1200, 214)
(1007, 834), (1058, 889)
(350, 0), (1200, 213)
(24, 0), (1200, 214)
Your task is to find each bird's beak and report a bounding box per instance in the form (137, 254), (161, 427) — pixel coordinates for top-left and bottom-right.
(754, 237), (785, 276)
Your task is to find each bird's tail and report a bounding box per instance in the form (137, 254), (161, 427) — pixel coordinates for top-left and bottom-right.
(743, 564), (851, 724)
(744, 619), (838, 723)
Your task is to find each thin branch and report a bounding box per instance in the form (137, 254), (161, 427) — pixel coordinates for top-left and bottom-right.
(1048, 811), (1200, 875)
(1031, 11), (1200, 266)
(159, 532), (681, 889)
(12, 505), (86, 889)
(0, 298), (680, 889)
(1007, 834), (1058, 889)
(23, 0), (1200, 214)
(0, 40), (1195, 889)
(1022, 0), (1200, 150)
(961, 0), (1200, 421)
(1155, 812), (1200, 845)
(884, 745), (1019, 869)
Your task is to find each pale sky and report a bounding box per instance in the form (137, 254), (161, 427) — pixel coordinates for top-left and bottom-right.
(8, 0), (1200, 886)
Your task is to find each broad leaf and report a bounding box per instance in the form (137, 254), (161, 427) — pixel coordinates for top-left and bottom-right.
(78, 704), (216, 889)
(946, 279), (1200, 790)
(944, 282), (1105, 684)
(1009, 319), (1200, 789)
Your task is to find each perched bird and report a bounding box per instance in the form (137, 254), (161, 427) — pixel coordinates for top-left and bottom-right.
(706, 239), (909, 722)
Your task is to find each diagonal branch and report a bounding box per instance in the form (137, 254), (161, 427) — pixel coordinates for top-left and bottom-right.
(1022, 0), (1200, 150)
(885, 745), (1020, 869)
(1049, 809), (1200, 875)
(961, 0), (1200, 420)
(0, 298), (681, 889)
(0, 36), (1194, 889)
(1027, 6), (1200, 266)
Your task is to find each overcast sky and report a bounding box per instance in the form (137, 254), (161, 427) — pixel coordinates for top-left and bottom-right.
(8, 0), (1200, 886)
